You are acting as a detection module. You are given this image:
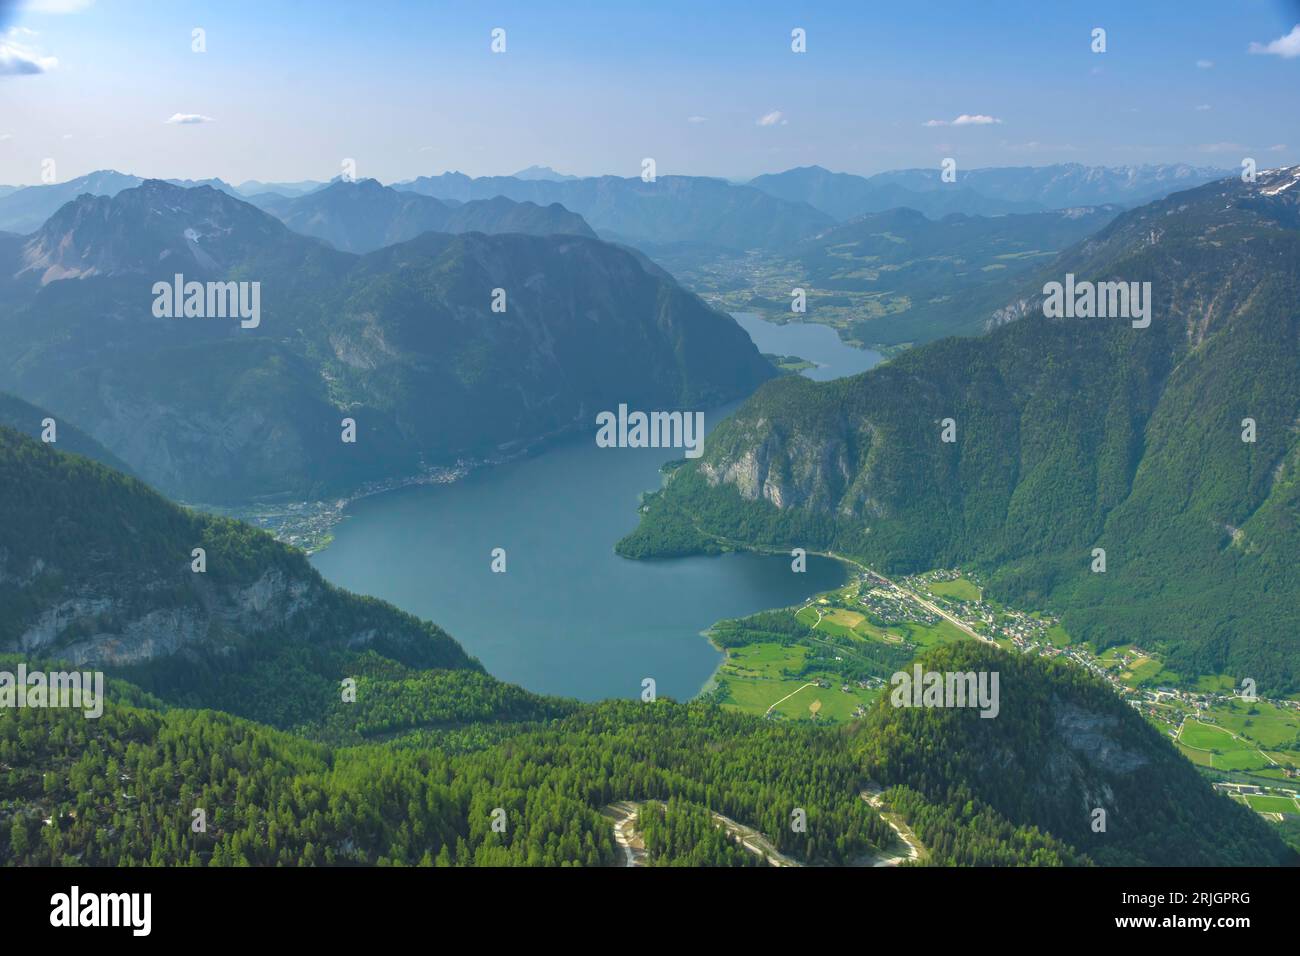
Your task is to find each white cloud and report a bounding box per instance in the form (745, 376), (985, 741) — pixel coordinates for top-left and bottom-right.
(0, 38), (58, 76)
(1196, 59), (1214, 69)
(924, 114), (1002, 127)
(1269, 144), (1288, 152)
(166, 113), (215, 125)
(687, 115), (708, 124)
(1249, 24), (1300, 58)
(756, 110), (786, 127)
(1195, 104), (1212, 111)
(1196, 141), (1247, 154)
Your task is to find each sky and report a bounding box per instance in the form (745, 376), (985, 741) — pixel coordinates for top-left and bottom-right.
(0, 0), (1298, 186)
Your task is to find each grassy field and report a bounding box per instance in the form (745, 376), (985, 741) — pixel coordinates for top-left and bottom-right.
(1177, 719), (1277, 772)
(713, 640), (878, 722)
(926, 577), (982, 602)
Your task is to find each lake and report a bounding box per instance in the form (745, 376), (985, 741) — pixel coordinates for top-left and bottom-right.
(732, 312), (882, 381)
(311, 312), (882, 701)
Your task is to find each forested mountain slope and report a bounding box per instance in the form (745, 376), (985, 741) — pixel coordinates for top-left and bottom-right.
(0, 427), (483, 729)
(1, 433), (1291, 868)
(857, 644), (1290, 866)
(621, 167), (1300, 693)
(0, 182), (773, 502)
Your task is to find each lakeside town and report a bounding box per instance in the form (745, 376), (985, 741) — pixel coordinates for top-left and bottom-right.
(862, 565), (1300, 814)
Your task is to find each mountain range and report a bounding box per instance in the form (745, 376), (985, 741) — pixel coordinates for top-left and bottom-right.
(0, 426), (1289, 867)
(247, 178), (595, 253)
(393, 172), (836, 250)
(748, 163), (1230, 221)
(621, 165), (1300, 694)
(0, 180), (773, 503)
(0, 171), (240, 233)
(0, 164), (1229, 256)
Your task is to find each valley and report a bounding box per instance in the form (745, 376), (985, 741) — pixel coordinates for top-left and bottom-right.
(4, 3), (1300, 931)
(690, 536), (1300, 830)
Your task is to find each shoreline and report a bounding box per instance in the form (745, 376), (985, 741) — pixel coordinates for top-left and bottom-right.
(693, 544), (860, 703)
(196, 416), (608, 554)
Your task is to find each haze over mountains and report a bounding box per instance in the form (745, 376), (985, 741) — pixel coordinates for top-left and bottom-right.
(785, 204), (1124, 344)
(394, 172), (836, 249)
(0, 180), (772, 503)
(622, 165), (1300, 694)
(748, 163), (1230, 221)
(0, 163), (1227, 250)
(247, 178), (596, 253)
(0, 171), (241, 233)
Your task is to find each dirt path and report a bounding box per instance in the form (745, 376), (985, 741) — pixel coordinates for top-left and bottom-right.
(604, 794), (924, 868)
(765, 682), (819, 718)
(854, 787), (925, 866)
(602, 800), (801, 867)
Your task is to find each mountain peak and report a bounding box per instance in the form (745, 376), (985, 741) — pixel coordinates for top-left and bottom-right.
(18, 179), (301, 283)
(511, 164), (578, 181)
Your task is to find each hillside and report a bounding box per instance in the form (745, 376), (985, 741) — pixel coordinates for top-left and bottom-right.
(0, 431), (1290, 868)
(620, 167), (1300, 693)
(791, 205), (1121, 344)
(856, 643), (1292, 866)
(0, 426), (483, 728)
(0, 390), (132, 473)
(0, 182), (774, 502)
(2, 640), (1287, 867)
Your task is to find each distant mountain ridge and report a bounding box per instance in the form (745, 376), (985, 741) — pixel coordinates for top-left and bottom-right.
(512, 164), (579, 181)
(748, 163), (1231, 221)
(0, 170), (240, 233)
(0, 164), (1234, 248)
(394, 172), (835, 250)
(249, 178), (595, 253)
(748, 165), (1041, 219)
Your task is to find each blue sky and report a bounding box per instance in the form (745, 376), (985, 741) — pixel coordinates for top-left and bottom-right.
(1, 0), (1298, 185)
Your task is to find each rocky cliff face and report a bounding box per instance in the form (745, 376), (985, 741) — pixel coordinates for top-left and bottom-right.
(629, 170), (1300, 690)
(10, 565), (319, 667)
(0, 427), (474, 672)
(857, 643), (1288, 866)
